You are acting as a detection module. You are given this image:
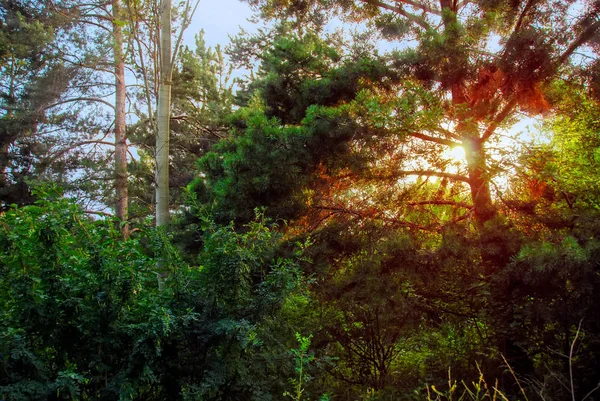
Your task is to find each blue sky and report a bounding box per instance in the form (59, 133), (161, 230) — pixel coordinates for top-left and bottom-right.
(183, 0), (257, 50)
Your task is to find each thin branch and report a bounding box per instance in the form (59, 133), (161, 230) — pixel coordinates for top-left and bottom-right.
(84, 210), (114, 217)
(481, 98), (518, 142)
(433, 126), (461, 141)
(70, 18), (112, 33)
(501, 354), (530, 401)
(555, 18), (600, 70)
(43, 97), (115, 111)
(39, 139), (115, 173)
(127, 3), (156, 125)
(68, 82), (115, 90)
(79, 12), (113, 21)
(170, 0), (202, 71)
(408, 132), (460, 147)
(314, 204), (431, 231)
(570, 319), (584, 401)
(582, 382), (600, 401)
(456, 0), (470, 9)
(407, 200), (472, 208)
(378, 169), (470, 182)
(57, 57), (114, 74)
(513, 0), (537, 34)
(395, 0), (441, 15)
(359, 0), (431, 30)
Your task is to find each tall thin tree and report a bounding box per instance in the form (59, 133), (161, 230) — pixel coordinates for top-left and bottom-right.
(156, 0), (172, 226)
(155, 0), (200, 226)
(113, 0), (129, 236)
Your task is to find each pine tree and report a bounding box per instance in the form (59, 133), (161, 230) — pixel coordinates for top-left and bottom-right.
(226, 0), (600, 230)
(0, 0), (75, 208)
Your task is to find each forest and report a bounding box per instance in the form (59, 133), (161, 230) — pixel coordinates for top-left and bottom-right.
(1, 0), (600, 400)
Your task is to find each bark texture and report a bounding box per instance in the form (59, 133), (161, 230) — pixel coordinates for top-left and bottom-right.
(156, 0), (172, 226)
(113, 0), (129, 237)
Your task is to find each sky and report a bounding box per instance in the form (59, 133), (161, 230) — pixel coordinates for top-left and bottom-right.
(183, 0), (258, 50)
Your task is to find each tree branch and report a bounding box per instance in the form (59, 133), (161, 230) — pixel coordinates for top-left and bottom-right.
(359, 0), (431, 30)
(314, 204), (431, 231)
(513, 0), (538, 34)
(79, 12), (113, 21)
(43, 97), (116, 111)
(126, 2), (156, 126)
(481, 97), (518, 142)
(84, 210), (114, 217)
(376, 170), (470, 182)
(555, 18), (600, 69)
(569, 319), (583, 401)
(395, 0), (441, 15)
(39, 140), (115, 172)
(70, 18), (112, 33)
(456, 0), (471, 9)
(56, 56), (114, 74)
(170, 0), (202, 71)
(408, 132), (460, 147)
(406, 200), (472, 208)
(433, 126), (461, 141)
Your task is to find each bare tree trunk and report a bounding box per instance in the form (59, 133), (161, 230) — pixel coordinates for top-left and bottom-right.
(156, 0), (172, 226)
(113, 0), (129, 237)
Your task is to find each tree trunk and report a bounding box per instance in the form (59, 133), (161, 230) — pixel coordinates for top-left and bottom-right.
(156, 0), (172, 226)
(113, 0), (129, 237)
(441, 1), (496, 227)
(464, 136), (495, 224)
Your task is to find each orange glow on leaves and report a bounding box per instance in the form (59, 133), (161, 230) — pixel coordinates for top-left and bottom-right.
(468, 66), (550, 117)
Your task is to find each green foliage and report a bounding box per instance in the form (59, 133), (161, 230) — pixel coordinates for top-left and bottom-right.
(252, 32), (394, 125)
(0, 1), (75, 209)
(190, 95), (361, 224)
(284, 333), (315, 401)
(543, 83), (600, 211)
(0, 189), (165, 400)
(0, 190), (311, 400)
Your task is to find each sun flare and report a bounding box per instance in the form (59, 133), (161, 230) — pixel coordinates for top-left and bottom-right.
(446, 146), (466, 163)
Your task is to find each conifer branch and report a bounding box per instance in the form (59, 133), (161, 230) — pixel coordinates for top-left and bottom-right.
(84, 210), (114, 217)
(315, 204), (431, 231)
(40, 140), (117, 171)
(70, 19), (113, 32)
(80, 13), (113, 21)
(43, 97), (116, 111)
(408, 132), (460, 147)
(359, 0), (431, 30)
(56, 57), (114, 74)
(407, 200), (472, 208)
(49, 1), (111, 22)
(481, 98), (518, 142)
(513, 0), (538, 34)
(395, 0), (441, 15)
(383, 170), (470, 182)
(555, 18), (600, 69)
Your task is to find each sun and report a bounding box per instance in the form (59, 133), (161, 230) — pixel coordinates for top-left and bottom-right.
(445, 145), (466, 164)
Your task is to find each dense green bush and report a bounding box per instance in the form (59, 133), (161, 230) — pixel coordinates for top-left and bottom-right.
(0, 191), (310, 400)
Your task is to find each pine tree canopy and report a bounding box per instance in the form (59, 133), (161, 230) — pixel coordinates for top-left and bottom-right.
(192, 0), (600, 237)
